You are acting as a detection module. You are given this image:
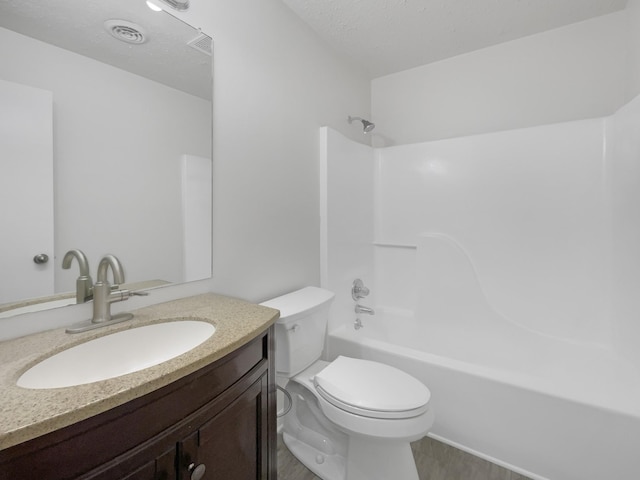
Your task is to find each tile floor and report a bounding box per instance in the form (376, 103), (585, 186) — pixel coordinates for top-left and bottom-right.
(277, 434), (533, 480)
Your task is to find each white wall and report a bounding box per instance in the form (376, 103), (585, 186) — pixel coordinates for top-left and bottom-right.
(178, 0), (371, 303)
(0, 27), (212, 290)
(371, 11), (628, 145)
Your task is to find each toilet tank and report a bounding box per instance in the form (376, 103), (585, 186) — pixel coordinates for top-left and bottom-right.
(260, 287), (335, 377)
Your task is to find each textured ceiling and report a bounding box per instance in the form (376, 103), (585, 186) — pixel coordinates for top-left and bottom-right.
(0, 0), (211, 99)
(281, 0), (629, 77)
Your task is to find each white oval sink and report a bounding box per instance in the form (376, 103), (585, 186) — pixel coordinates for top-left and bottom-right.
(17, 320), (215, 389)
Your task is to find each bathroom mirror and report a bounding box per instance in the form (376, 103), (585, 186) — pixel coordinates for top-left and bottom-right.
(0, 0), (212, 315)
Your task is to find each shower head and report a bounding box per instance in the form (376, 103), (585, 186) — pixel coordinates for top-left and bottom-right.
(348, 116), (375, 134)
(362, 119), (375, 133)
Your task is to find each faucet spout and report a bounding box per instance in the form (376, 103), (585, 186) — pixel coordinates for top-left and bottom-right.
(92, 255), (128, 324)
(62, 249), (93, 303)
(355, 304), (375, 315)
(62, 249), (90, 276)
(96, 254), (125, 285)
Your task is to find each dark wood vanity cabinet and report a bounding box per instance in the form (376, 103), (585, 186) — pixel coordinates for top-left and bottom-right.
(176, 374), (269, 480)
(0, 326), (276, 480)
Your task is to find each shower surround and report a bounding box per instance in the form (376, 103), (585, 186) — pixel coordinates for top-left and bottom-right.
(320, 94), (640, 479)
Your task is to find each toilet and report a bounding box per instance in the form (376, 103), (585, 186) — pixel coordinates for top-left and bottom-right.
(261, 286), (434, 480)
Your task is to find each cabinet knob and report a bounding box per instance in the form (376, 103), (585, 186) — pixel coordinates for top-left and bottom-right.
(188, 463), (206, 480)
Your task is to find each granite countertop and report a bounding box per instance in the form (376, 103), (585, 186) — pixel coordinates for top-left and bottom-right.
(0, 293), (279, 450)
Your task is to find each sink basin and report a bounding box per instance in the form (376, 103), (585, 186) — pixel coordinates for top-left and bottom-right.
(17, 320), (215, 389)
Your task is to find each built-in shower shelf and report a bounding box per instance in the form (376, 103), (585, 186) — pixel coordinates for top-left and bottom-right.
(373, 242), (417, 249)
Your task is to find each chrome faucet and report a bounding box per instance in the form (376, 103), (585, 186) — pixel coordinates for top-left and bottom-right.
(62, 249), (93, 303)
(353, 279), (374, 327)
(355, 304), (375, 315)
(66, 254), (148, 334)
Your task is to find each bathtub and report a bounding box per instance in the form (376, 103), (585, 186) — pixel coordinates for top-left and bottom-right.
(326, 310), (640, 480)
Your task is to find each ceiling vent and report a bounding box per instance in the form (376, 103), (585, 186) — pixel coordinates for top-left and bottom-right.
(188, 32), (212, 56)
(104, 20), (147, 44)
(157, 0), (190, 11)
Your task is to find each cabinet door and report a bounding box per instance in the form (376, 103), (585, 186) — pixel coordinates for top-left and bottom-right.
(178, 374), (269, 480)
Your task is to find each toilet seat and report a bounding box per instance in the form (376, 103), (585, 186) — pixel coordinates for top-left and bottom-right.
(313, 356), (431, 420)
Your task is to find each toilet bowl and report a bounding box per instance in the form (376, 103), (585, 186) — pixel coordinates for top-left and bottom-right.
(261, 287), (434, 480)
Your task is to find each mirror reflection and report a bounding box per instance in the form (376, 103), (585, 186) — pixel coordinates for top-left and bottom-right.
(0, 0), (212, 315)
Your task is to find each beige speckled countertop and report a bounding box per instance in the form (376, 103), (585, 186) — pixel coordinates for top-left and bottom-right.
(0, 293), (279, 450)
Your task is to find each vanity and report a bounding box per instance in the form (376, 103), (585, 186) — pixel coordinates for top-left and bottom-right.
(0, 294), (279, 479)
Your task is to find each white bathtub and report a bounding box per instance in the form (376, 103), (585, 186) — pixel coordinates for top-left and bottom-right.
(327, 310), (640, 480)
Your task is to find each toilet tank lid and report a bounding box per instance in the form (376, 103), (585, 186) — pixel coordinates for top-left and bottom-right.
(260, 286), (335, 323)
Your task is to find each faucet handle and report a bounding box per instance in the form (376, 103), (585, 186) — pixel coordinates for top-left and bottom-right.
(109, 289), (150, 301)
(130, 290), (150, 297)
(352, 279), (370, 301)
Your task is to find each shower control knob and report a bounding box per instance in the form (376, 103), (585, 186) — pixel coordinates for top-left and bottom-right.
(33, 253), (49, 264)
(352, 278), (370, 300)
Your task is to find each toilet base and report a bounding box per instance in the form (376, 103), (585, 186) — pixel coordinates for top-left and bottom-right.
(282, 379), (348, 480)
(345, 436), (419, 480)
(283, 432), (346, 480)
(282, 377), (427, 480)
(284, 431), (422, 480)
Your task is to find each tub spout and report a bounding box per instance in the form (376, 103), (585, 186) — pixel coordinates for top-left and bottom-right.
(355, 304), (375, 315)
